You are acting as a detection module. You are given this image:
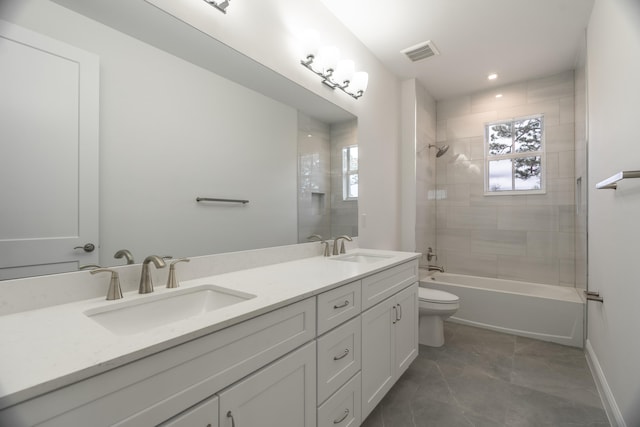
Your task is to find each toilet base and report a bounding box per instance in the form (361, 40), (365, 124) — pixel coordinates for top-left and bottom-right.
(419, 315), (445, 347)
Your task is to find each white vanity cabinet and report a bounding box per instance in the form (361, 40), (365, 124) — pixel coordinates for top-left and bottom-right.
(0, 253), (420, 427)
(361, 276), (418, 419)
(0, 298), (316, 427)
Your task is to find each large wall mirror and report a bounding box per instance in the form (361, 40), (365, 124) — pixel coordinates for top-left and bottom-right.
(0, 0), (357, 280)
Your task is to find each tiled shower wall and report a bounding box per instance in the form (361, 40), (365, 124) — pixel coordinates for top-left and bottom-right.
(330, 119), (359, 238)
(298, 113), (331, 241)
(297, 113), (358, 242)
(434, 71), (576, 286)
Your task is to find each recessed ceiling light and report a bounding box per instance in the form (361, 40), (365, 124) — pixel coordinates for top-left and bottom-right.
(488, 73), (498, 80)
(495, 94), (503, 98)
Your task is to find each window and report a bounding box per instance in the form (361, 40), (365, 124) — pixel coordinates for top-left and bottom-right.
(342, 145), (358, 200)
(484, 115), (544, 194)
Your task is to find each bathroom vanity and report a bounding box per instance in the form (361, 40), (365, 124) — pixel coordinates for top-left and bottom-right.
(0, 247), (419, 426)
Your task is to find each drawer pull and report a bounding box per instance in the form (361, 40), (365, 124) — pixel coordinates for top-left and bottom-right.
(333, 300), (350, 309)
(227, 410), (236, 427)
(397, 303), (402, 321)
(392, 305), (397, 324)
(333, 408), (350, 424)
(333, 348), (350, 361)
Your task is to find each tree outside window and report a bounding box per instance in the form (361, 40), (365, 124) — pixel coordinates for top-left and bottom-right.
(485, 115), (544, 194)
(342, 145), (358, 200)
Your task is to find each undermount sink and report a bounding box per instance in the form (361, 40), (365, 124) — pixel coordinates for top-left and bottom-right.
(331, 252), (394, 264)
(84, 285), (255, 335)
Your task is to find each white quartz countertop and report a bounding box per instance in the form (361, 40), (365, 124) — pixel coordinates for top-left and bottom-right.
(0, 249), (419, 409)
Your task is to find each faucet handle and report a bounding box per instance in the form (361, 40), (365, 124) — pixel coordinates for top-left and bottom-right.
(166, 258), (190, 288)
(90, 268), (123, 300)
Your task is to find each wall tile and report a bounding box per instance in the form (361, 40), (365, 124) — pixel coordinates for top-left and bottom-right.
(497, 101), (560, 126)
(498, 206), (559, 232)
(430, 72), (577, 286)
(526, 71), (574, 105)
(470, 229), (527, 256)
(445, 206), (498, 230)
(497, 255), (559, 285)
(437, 95), (472, 121)
(471, 82), (527, 113)
(443, 250), (498, 277)
(446, 111), (497, 139)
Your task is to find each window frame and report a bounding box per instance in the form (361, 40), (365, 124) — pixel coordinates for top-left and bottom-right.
(484, 114), (546, 196)
(342, 145), (358, 201)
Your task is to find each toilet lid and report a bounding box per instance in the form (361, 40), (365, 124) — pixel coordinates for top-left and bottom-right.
(419, 287), (459, 303)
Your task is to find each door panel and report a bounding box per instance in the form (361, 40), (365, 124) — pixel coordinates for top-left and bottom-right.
(0, 21), (99, 279)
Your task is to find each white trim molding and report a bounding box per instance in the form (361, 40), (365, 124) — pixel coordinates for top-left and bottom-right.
(585, 339), (626, 427)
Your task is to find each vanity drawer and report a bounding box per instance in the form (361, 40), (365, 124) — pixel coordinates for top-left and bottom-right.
(361, 260), (418, 310)
(317, 280), (361, 335)
(1, 298), (315, 427)
(316, 316), (361, 404)
(317, 372), (361, 427)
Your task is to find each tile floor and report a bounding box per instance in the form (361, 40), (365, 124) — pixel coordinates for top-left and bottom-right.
(361, 322), (609, 427)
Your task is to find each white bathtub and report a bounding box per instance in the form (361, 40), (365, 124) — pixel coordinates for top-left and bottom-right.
(419, 270), (585, 348)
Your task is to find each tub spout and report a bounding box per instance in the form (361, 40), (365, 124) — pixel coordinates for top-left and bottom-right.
(427, 265), (445, 273)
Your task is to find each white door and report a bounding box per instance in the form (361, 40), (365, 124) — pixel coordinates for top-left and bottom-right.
(0, 21), (99, 280)
(394, 283), (419, 375)
(218, 342), (317, 427)
(360, 297), (395, 420)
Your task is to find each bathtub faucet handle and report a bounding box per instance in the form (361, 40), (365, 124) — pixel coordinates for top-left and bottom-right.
(426, 247), (437, 262)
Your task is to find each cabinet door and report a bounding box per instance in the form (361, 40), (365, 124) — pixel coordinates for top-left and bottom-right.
(360, 297), (395, 420)
(394, 283), (419, 376)
(159, 395), (218, 427)
(219, 342), (316, 427)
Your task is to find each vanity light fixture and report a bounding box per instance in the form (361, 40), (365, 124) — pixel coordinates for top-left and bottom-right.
(488, 73), (498, 80)
(203, 0), (230, 14)
(300, 30), (369, 99)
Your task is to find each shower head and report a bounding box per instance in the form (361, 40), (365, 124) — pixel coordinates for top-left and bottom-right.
(429, 144), (449, 158)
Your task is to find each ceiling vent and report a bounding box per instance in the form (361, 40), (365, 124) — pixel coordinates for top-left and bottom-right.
(401, 40), (440, 62)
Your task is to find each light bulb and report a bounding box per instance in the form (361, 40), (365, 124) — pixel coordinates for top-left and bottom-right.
(332, 60), (355, 86)
(316, 46), (340, 75)
(349, 71), (369, 95)
(300, 29), (320, 60)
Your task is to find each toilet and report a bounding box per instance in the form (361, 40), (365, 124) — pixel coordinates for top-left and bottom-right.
(418, 287), (460, 347)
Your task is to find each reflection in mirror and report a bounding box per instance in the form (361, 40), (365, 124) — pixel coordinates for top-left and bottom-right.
(297, 113), (358, 243)
(0, 0), (360, 280)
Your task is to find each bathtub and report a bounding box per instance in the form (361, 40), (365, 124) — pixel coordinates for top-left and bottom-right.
(419, 270), (585, 348)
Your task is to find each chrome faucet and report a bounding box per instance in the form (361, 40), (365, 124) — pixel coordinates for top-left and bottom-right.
(308, 234), (330, 257)
(139, 255), (166, 294)
(114, 249), (135, 265)
(427, 265), (445, 273)
(332, 235), (353, 255)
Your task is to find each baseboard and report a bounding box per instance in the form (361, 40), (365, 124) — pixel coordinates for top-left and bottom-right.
(585, 339), (626, 427)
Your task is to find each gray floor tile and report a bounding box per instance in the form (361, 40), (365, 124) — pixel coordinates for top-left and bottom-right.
(360, 322), (609, 427)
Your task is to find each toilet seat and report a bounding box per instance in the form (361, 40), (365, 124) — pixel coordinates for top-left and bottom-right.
(419, 287), (459, 304)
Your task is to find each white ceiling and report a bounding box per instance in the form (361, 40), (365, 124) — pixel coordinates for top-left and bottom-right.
(320, 0), (595, 100)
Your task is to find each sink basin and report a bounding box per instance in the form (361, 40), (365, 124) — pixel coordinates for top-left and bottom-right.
(84, 285), (255, 335)
(331, 252), (393, 264)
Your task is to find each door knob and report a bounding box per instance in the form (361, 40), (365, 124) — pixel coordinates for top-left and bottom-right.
(74, 243), (96, 252)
